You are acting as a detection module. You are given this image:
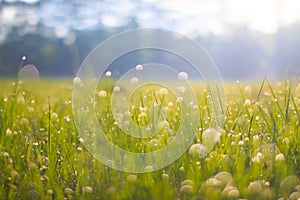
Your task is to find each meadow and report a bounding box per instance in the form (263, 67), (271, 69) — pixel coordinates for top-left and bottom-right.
(0, 76), (299, 200)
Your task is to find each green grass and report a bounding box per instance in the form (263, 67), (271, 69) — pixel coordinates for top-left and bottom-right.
(0, 77), (300, 199)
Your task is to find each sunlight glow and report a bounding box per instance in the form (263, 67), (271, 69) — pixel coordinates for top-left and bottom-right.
(1, 0), (300, 37)
(157, 0), (300, 35)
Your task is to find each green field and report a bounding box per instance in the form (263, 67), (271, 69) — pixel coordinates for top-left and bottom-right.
(0, 78), (300, 199)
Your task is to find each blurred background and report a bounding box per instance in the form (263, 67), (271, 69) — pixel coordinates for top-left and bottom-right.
(0, 0), (300, 80)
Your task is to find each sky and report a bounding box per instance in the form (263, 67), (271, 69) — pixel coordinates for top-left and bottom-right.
(168, 0), (300, 35)
(1, 0), (300, 37)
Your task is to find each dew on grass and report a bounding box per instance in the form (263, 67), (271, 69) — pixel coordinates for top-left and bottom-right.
(17, 95), (25, 105)
(27, 107), (34, 112)
(113, 86), (120, 92)
(283, 137), (290, 144)
(289, 192), (300, 200)
(64, 116), (71, 122)
(135, 64), (143, 71)
(10, 169), (20, 180)
(176, 96), (183, 102)
(158, 120), (169, 129)
(193, 104), (198, 109)
(248, 181), (262, 194)
(178, 72), (189, 80)
(228, 189), (240, 199)
(51, 112), (58, 121)
(138, 112), (147, 118)
(149, 139), (161, 149)
(221, 186), (240, 199)
(280, 175), (300, 195)
(82, 186), (93, 194)
(20, 117), (29, 126)
(2, 151), (9, 157)
(244, 85), (252, 95)
(189, 143), (207, 158)
(238, 140), (244, 146)
(126, 174), (137, 183)
(180, 185), (194, 194)
(130, 77), (139, 84)
(144, 165), (153, 172)
(73, 77), (81, 85)
(177, 86), (186, 93)
(106, 186), (116, 195)
(162, 173), (169, 180)
(64, 188), (74, 195)
(206, 178), (222, 187)
(252, 156), (262, 164)
(139, 107), (147, 112)
(244, 99), (251, 106)
(46, 190), (53, 195)
(215, 171), (233, 186)
(98, 90), (107, 98)
(6, 128), (12, 136)
(179, 166), (185, 172)
(158, 87), (168, 95)
(168, 102), (173, 107)
(202, 128), (220, 153)
(105, 71), (112, 77)
(295, 185), (300, 192)
(253, 135), (260, 141)
(275, 153), (285, 162)
(18, 64), (39, 82)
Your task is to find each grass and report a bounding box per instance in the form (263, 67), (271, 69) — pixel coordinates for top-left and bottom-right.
(0, 76), (300, 199)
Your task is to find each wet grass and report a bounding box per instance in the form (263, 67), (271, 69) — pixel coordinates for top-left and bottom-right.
(0, 78), (299, 199)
